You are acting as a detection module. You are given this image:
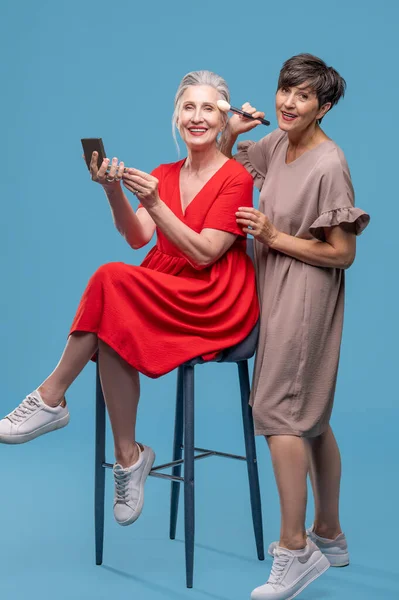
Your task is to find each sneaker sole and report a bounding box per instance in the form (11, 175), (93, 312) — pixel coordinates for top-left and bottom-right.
(0, 413), (70, 444)
(252, 554), (329, 600)
(117, 448), (156, 527)
(268, 543), (349, 568)
(286, 554), (330, 600)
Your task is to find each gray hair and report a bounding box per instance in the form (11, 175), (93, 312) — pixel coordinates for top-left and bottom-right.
(278, 54), (346, 122)
(172, 70), (230, 152)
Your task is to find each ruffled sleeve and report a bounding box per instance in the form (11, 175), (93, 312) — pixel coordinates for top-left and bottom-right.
(235, 140), (266, 190)
(309, 149), (370, 241)
(309, 207), (370, 241)
(235, 130), (285, 191)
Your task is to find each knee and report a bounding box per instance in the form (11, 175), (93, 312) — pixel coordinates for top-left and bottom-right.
(92, 262), (127, 284)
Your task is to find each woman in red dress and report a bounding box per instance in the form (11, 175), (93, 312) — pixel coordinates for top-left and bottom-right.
(0, 70), (259, 526)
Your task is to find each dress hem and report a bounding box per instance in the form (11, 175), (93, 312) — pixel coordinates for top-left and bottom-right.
(254, 424), (330, 438)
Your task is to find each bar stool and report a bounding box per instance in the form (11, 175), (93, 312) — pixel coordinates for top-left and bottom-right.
(94, 243), (265, 588)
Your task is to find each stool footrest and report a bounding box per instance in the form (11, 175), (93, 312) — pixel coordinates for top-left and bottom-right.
(102, 446), (247, 482)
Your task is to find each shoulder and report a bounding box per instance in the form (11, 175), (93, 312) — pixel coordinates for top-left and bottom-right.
(223, 158), (253, 184)
(312, 142), (354, 201)
(151, 160), (184, 181)
(313, 142), (351, 179)
(238, 127), (286, 156)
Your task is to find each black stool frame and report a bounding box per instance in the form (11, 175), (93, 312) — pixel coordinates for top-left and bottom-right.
(94, 355), (264, 588)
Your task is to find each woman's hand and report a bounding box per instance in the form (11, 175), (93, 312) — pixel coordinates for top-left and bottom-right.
(89, 152), (125, 189)
(227, 102), (266, 137)
(122, 168), (161, 209)
(236, 206), (279, 246)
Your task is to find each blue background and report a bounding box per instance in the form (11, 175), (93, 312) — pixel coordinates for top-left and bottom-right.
(0, 1), (397, 599)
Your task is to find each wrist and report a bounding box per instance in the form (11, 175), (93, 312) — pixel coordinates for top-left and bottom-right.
(269, 229), (282, 249)
(102, 181), (122, 195)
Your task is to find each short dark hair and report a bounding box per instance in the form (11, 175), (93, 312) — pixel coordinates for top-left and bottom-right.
(278, 53), (346, 118)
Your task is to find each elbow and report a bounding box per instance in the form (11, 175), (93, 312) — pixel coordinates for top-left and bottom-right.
(338, 250), (356, 270)
(116, 226), (147, 250)
(189, 252), (215, 270)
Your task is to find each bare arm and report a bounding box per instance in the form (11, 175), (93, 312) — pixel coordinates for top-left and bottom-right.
(148, 199), (237, 268)
(103, 184), (156, 249)
(122, 168), (238, 269)
(270, 225), (356, 269)
(89, 153), (156, 249)
(236, 207), (356, 269)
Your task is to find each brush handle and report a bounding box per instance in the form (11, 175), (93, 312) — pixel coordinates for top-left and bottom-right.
(231, 106), (270, 126)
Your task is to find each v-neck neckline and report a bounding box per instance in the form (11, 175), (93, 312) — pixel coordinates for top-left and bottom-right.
(177, 158), (232, 217)
(284, 137), (334, 166)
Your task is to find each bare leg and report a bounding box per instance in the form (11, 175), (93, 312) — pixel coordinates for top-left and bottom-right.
(306, 426), (342, 539)
(38, 332), (98, 406)
(97, 339), (140, 468)
(267, 435), (308, 550)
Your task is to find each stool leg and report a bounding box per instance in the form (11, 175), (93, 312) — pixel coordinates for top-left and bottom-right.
(95, 362), (106, 566)
(183, 365), (195, 588)
(169, 366), (184, 540)
(237, 360), (265, 561)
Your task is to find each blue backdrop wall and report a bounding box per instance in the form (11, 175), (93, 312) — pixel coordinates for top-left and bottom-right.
(0, 1), (397, 599)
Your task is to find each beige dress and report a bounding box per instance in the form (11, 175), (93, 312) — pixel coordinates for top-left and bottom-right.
(236, 129), (370, 437)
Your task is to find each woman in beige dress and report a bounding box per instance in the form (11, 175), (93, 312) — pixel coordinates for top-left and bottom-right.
(220, 54), (370, 600)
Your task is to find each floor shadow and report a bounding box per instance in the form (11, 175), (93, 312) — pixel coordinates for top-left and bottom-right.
(348, 562), (399, 581)
(174, 537), (268, 565)
(101, 565), (231, 600)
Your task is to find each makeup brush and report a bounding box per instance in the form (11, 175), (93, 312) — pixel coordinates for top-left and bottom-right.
(217, 100), (270, 126)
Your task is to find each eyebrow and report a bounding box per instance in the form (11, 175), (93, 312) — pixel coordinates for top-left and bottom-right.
(296, 86), (314, 94)
(183, 101), (217, 106)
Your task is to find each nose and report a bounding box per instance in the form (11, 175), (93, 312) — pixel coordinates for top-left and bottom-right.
(191, 107), (204, 123)
(283, 92), (296, 109)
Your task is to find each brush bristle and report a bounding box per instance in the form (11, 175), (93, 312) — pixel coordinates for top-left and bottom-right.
(217, 100), (231, 112)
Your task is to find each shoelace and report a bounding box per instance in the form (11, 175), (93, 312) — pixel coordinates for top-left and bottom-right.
(267, 550), (290, 585)
(114, 468), (131, 503)
(7, 395), (42, 424)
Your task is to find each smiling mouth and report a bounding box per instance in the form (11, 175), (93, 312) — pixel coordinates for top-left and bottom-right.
(281, 111), (297, 120)
(188, 128), (208, 135)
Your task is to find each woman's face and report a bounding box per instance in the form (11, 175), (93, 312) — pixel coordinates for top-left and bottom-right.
(275, 82), (330, 134)
(177, 85), (224, 150)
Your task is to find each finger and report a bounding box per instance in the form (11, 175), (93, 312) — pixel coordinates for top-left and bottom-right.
(236, 210), (257, 220)
(241, 227), (255, 236)
(238, 206), (260, 216)
(242, 102), (254, 112)
(236, 218), (257, 228)
(98, 158), (110, 178)
(242, 103), (258, 116)
(128, 174), (151, 189)
(107, 157), (118, 178)
(90, 151), (99, 173)
(123, 179), (144, 194)
(115, 161), (124, 181)
(127, 168), (152, 181)
(253, 110), (265, 120)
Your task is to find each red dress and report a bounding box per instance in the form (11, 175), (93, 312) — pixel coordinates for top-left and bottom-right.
(70, 158), (259, 378)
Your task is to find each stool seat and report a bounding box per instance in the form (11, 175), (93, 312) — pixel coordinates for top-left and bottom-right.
(185, 321), (259, 366)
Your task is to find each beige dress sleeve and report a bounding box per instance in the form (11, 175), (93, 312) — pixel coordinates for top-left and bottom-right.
(309, 151), (370, 241)
(235, 129), (286, 190)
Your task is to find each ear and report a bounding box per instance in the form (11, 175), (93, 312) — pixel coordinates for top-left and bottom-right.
(317, 102), (332, 120)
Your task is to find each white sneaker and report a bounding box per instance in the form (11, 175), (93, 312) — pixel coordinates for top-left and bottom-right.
(0, 390), (70, 444)
(251, 539), (330, 599)
(113, 443), (155, 526)
(268, 524), (349, 567)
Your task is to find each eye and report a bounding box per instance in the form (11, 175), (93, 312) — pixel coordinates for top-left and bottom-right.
(204, 105), (214, 111)
(184, 103), (194, 110)
(299, 93), (308, 100)
(280, 87), (289, 93)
